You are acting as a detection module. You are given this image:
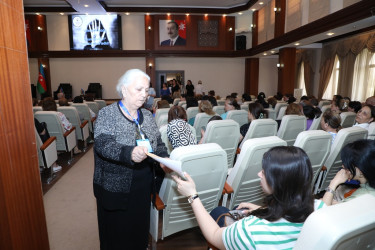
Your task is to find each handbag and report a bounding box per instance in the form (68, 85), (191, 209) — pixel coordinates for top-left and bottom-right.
(215, 210), (247, 227)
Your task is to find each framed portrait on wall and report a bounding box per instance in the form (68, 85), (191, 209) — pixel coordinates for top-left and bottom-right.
(159, 20), (186, 46)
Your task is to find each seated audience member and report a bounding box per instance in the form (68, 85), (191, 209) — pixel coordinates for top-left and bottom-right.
(189, 100), (215, 126)
(186, 96), (199, 109)
(32, 98), (38, 106)
(160, 82), (171, 97)
(343, 96), (351, 102)
(57, 92), (65, 100)
(331, 96), (347, 114)
(167, 106), (197, 149)
(267, 97), (277, 109)
(172, 146), (325, 249)
(353, 104), (375, 130)
(195, 94), (203, 101)
(366, 96), (375, 106)
(274, 92), (283, 101)
(276, 103), (302, 128)
(153, 100), (170, 116)
(42, 98), (81, 154)
(303, 105), (322, 130)
(202, 95), (217, 107)
(320, 110), (342, 144)
(242, 93), (251, 102)
(287, 96), (297, 104)
(256, 93), (270, 109)
(198, 115), (223, 144)
(208, 90), (215, 97)
(58, 98), (69, 107)
(323, 139), (375, 205)
(309, 96), (319, 107)
(239, 102), (265, 142)
(73, 96), (96, 118)
(348, 101), (362, 113)
(161, 94), (173, 104)
(221, 96), (240, 120)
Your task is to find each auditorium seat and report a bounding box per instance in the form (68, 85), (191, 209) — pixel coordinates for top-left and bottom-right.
(277, 115), (307, 146)
(85, 101), (100, 116)
(212, 106), (225, 115)
(368, 122), (375, 140)
(71, 103), (96, 135)
(223, 136), (286, 208)
(240, 104), (249, 111)
(226, 110), (248, 126)
(94, 100), (106, 110)
(318, 100), (331, 108)
(34, 111), (77, 164)
(193, 113), (214, 141)
(293, 130), (332, 192)
(294, 194), (375, 250)
(35, 127), (58, 184)
(177, 100), (186, 107)
(276, 106), (287, 120)
(308, 115), (323, 130)
(159, 125), (173, 154)
(265, 108), (276, 120)
(217, 100), (225, 106)
(155, 108), (169, 124)
(33, 106), (42, 114)
(318, 127), (368, 192)
(321, 104), (331, 114)
(186, 107), (199, 121)
(340, 111), (356, 128)
(153, 98), (161, 108)
(57, 106), (89, 151)
(149, 143), (227, 241)
(201, 120), (240, 169)
(274, 102), (288, 119)
(172, 98), (180, 106)
(239, 119), (278, 149)
(156, 113), (168, 128)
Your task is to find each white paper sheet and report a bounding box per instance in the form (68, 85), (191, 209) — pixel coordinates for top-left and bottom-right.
(147, 153), (185, 177)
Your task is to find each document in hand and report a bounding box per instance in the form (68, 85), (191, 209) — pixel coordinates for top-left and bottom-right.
(146, 153), (185, 178)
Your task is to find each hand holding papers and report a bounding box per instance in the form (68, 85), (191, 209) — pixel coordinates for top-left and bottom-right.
(146, 152), (185, 178)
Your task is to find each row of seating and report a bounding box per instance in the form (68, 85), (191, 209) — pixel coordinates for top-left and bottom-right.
(149, 128), (373, 245)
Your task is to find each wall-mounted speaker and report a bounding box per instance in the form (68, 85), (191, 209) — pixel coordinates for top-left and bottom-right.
(236, 35), (246, 51)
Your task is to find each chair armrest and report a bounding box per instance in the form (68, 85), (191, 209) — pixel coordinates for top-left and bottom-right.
(40, 136), (56, 151)
(321, 166), (327, 171)
(236, 148), (241, 154)
(222, 181), (234, 195)
(151, 193), (165, 210)
(63, 127), (76, 137)
(91, 117), (96, 123)
(80, 120), (89, 128)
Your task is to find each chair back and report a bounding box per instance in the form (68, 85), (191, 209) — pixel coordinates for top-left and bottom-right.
(172, 98), (180, 106)
(159, 125), (173, 154)
(240, 104), (249, 111)
(265, 108), (276, 120)
(340, 112), (356, 128)
(309, 115), (322, 130)
(155, 108), (170, 123)
(58, 106), (89, 141)
(319, 127), (368, 191)
(201, 120), (240, 169)
(178, 100), (186, 107)
(318, 100), (331, 108)
(226, 110), (248, 126)
(274, 103), (288, 118)
(294, 130), (332, 187)
(156, 113), (169, 128)
(86, 101), (100, 116)
(321, 104), (331, 114)
(193, 113), (214, 141)
(212, 106), (225, 115)
(217, 100), (225, 106)
(294, 194), (375, 250)
(153, 98), (161, 108)
(368, 122), (375, 140)
(277, 115), (307, 145)
(72, 103), (95, 132)
(239, 119), (277, 149)
(224, 137), (287, 208)
(34, 111), (76, 152)
(33, 106), (42, 114)
(186, 107), (199, 121)
(276, 106), (287, 120)
(94, 100), (106, 110)
(153, 144), (228, 240)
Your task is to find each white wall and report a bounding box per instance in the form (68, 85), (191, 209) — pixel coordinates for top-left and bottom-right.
(156, 57), (246, 98)
(259, 57), (279, 96)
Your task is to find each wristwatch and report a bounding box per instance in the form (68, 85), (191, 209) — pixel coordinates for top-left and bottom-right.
(188, 194), (199, 204)
(325, 186), (336, 195)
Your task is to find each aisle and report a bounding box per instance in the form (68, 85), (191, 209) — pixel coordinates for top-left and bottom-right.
(43, 148), (99, 250)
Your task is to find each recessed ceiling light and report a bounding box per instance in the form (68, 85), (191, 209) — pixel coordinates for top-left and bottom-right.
(60, 13), (64, 15)
(252, 8), (256, 11)
(271, 50), (276, 54)
(125, 12), (130, 15)
(167, 13), (170, 16)
(186, 13), (189, 16)
(294, 42), (300, 46)
(259, 2), (264, 5)
(205, 14), (208, 17)
(84, 4), (89, 7)
(327, 32), (335, 36)
(263, 52), (267, 56)
(36, 13), (40, 15)
(223, 14), (227, 17)
(238, 12), (243, 15)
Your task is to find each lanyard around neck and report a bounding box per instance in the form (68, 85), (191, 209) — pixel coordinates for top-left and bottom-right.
(118, 101), (145, 139)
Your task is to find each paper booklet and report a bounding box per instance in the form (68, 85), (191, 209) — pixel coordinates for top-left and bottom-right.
(146, 152), (185, 178)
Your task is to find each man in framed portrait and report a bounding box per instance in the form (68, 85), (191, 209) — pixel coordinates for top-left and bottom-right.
(160, 21), (186, 46)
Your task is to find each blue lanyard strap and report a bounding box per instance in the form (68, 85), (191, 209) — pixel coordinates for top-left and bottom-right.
(118, 101), (145, 139)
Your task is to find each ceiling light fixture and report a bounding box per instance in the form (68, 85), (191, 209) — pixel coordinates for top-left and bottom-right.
(84, 4), (89, 7)
(125, 12), (130, 15)
(60, 13), (64, 15)
(205, 14), (208, 17)
(223, 14), (227, 17)
(259, 2), (264, 5)
(327, 32), (335, 36)
(186, 13), (189, 16)
(263, 52), (267, 56)
(238, 12), (243, 15)
(294, 42), (300, 46)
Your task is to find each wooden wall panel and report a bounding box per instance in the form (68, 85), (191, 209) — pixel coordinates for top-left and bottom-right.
(0, 1), (49, 249)
(252, 11), (259, 47)
(278, 47), (296, 95)
(245, 58), (259, 95)
(24, 14), (49, 52)
(274, 0), (286, 38)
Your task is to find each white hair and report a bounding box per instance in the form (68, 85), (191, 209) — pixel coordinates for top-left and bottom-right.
(116, 69), (150, 98)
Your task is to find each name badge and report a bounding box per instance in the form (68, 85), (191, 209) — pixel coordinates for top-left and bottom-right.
(136, 139), (153, 153)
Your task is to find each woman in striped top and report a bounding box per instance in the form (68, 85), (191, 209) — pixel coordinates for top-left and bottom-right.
(172, 146), (325, 249)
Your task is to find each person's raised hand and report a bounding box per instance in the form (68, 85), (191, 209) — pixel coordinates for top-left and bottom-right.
(171, 172), (197, 197)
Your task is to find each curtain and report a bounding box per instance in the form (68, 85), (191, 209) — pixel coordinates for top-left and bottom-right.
(351, 49), (375, 102)
(296, 49), (314, 96)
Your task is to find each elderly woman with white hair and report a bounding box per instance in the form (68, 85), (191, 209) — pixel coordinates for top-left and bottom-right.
(93, 69), (170, 250)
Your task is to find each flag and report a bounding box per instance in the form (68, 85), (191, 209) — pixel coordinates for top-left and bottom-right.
(37, 64), (47, 94)
(175, 20), (186, 39)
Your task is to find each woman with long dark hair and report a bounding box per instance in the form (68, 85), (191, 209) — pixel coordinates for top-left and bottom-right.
(172, 146), (325, 249)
